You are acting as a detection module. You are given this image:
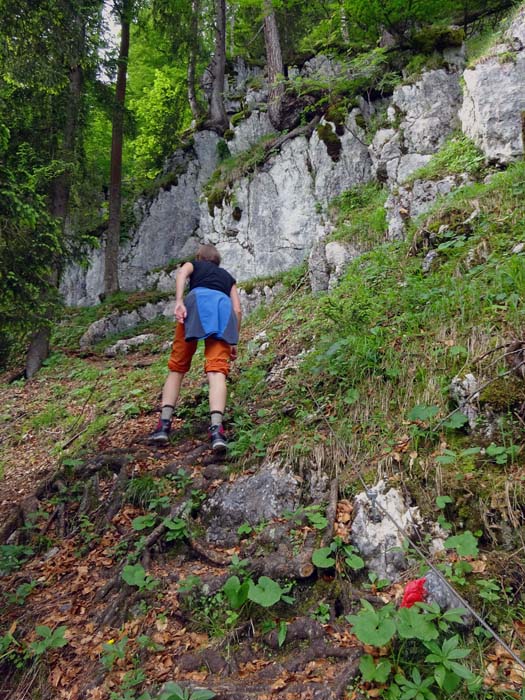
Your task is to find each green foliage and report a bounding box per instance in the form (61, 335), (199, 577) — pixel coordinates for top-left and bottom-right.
(121, 564), (158, 591)
(247, 576), (289, 608)
(128, 66), (191, 179)
(443, 531), (479, 557)
(406, 135), (486, 183)
(101, 636), (129, 670)
(330, 182), (387, 249)
(158, 682), (215, 700)
(29, 625), (68, 656)
(0, 544), (34, 575)
(349, 601), (478, 697)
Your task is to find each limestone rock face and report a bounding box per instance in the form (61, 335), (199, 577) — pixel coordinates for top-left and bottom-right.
(460, 9), (525, 164)
(104, 334), (157, 357)
(385, 175), (466, 240)
(202, 462), (301, 546)
(199, 112), (372, 282)
(393, 69), (463, 155)
(369, 69), (463, 186)
(228, 111), (277, 156)
(60, 131), (220, 307)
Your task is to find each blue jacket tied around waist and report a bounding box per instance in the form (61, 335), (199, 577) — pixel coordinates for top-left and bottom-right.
(183, 288), (239, 345)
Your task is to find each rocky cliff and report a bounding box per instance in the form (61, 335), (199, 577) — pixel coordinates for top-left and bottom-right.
(62, 6), (525, 310)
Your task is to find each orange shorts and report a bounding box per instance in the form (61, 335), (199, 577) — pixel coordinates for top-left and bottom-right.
(167, 322), (231, 376)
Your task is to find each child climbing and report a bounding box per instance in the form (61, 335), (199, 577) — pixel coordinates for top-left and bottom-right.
(149, 244), (242, 452)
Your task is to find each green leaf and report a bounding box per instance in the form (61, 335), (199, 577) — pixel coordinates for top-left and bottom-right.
(312, 547), (336, 569)
(345, 552), (365, 570)
(407, 404), (439, 422)
(132, 514), (157, 531)
(397, 607), (439, 642)
(443, 531), (479, 557)
(248, 577), (283, 608)
(359, 654), (377, 681)
(223, 576), (249, 610)
(277, 621), (287, 648)
(347, 602), (396, 646)
(435, 495), (453, 509)
(190, 690), (216, 700)
(443, 412), (469, 430)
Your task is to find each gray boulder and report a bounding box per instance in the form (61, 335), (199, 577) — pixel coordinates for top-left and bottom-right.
(202, 462), (301, 546)
(104, 334), (157, 357)
(309, 239), (361, 292)
(79, 300), (174, 348)
(351, 481), (420, 582)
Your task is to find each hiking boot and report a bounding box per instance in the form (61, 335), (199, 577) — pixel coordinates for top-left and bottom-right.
(209, 424), (227, 453)
(148, 419), (171, 443)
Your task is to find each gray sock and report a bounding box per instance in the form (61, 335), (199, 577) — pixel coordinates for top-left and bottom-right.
(161, 405), (175, 421)
(210, 411), (223, 427)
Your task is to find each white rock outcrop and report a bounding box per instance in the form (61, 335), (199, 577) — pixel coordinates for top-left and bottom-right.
(199, 111), (372, 282)
(61, 131), (220, 307)
(460, 7), (525, 164)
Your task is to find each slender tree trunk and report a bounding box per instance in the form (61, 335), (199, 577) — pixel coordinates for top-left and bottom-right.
(104, 0), (131, 296)
(187, 0), (201, 121)
(25, 63), (83, 378)
(205, 0), (228, 134)
(262, 0), (284, 130)
(340, 1), (350, 42)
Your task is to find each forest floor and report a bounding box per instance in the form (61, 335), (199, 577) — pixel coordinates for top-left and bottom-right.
(0, 346), (371, 700)
(1, 337), (524, 700)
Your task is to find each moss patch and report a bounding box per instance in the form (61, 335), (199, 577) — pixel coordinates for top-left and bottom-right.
(316, 123), (342, 162)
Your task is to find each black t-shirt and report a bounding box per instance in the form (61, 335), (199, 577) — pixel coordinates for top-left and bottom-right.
(189, 260), (236, 296)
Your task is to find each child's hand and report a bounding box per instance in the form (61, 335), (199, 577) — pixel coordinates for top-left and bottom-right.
(175, 302), (187, 322)
(230, 345), (238, 361)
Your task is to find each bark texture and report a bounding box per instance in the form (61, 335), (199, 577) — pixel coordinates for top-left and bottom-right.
(263, 0), (285, 130)
(104, 0), (131, 295)
(205, 0), (229, 134)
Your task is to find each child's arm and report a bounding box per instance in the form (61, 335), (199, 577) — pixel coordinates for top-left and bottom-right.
(175, 262), (194, 322)
(229, 284), (242, 360)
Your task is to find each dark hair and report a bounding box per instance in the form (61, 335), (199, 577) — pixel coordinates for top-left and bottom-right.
(196, 244), (221, 266)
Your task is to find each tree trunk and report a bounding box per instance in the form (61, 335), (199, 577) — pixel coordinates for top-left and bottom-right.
(340, 1), (350, 42)
(104, 0), (131, 296)
(187, 0), (201, 121)
(204, 0), (228, 134)
(25, 63), (83, 378)
(262, 0), (284, 130)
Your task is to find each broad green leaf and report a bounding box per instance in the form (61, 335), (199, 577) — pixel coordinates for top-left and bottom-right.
(443, 412), (469, 430)
(223, 576), (249, 610)
(347, 604), (396, 647)
(132, 514), (157, 531)
(248, 576), (283, 608)
(397, 607), (438, 642)
(312, 547), (336, 568)
(407, 404), (439, 422)
(435, 495), (453, 509)
(443, 531), (479, 557)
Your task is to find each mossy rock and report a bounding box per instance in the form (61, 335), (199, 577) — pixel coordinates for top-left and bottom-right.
(316, 123), (342, 162)
(479, 376), (525, 411)
(224, 129), (235, 142)
(231, 109), (252, 127)
(325, 102), (347, 130)
(411, 26), (465, 54)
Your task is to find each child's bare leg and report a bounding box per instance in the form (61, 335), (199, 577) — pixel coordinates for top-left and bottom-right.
(161, 371), (185, 416)
(207, 371), (227, 416)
